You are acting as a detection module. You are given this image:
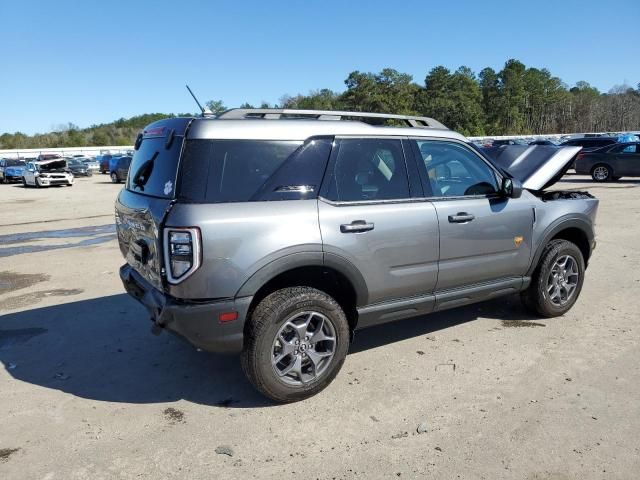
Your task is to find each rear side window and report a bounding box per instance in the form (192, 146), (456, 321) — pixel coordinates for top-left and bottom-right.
(323, 138), (410, 202)
(178, 140), (308, 203)
(127, 137), (183, 198)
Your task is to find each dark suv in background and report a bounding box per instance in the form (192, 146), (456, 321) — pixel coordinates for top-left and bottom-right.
(560, 137), (617, 152)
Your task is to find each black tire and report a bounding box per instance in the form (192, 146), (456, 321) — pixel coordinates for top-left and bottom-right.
(110, 172), (119, 183)
(241, 287), (350, 403)
(591, 164), (611, 182)
(521, 239), (585, 318)
(22, 178), (28, 188)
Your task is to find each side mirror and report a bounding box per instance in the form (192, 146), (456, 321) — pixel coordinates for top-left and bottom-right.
(501, 177), (523, 199)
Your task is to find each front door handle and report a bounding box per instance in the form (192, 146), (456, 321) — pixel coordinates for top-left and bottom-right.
(448, 212), (475, 223)
(340, 220), (375, 233)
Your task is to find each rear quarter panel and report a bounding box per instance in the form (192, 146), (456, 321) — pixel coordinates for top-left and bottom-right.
(165, 200), (323, 300)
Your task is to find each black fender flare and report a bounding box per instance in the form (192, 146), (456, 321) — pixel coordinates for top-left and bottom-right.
(235, 251), (369, 306)
(527, 215), (594, 276)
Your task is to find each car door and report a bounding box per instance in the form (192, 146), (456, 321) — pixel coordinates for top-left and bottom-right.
(24, 163), (35, 184)
(612, 143), (640, 176)
(318, 137), (440, 317)
(410, 138), (534, 292)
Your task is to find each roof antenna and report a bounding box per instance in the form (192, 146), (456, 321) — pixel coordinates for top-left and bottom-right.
(185, 84), (213, 116)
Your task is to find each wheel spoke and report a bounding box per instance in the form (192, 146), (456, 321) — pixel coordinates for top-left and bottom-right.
(276, 354), (299, 377)
(306, 350), (332, 375)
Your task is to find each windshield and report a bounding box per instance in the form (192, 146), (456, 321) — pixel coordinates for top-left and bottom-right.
(126, 136), (183, 198)
(7, 160), (26, 167)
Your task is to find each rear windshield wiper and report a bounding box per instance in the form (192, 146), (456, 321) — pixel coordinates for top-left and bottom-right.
(132, 151), (159, 191)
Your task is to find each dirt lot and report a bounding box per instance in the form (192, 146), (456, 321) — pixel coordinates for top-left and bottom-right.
(1, 173), (639, 479)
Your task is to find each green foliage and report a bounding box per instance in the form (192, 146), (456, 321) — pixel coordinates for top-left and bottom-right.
(2, 60), (639, 150)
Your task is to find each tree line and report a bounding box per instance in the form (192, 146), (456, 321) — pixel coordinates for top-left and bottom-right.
(2, 59), (639, 150)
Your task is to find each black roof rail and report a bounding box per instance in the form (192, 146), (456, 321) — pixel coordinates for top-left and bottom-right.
(216, 108), (448, 129)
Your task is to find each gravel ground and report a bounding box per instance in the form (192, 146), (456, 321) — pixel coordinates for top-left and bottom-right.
(1, 174), (639, 479)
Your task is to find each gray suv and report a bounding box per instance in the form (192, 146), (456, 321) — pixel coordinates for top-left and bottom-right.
(116, 109), (598, 402)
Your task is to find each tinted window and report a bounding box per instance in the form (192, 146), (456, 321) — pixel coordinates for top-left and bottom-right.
(609, 143), (638, 154)
(126, 137), (183, 198)
(324, 138), (410, 202)
(414, 140), (498, 197)
(178, 140), (302, 203)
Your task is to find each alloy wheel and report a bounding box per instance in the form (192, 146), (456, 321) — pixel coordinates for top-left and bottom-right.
(593, 166), (609, 181)
(546, 255), (579, 306)
(271, 311), (337, 386)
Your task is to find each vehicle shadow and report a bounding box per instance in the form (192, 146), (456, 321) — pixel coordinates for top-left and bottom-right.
(0, 293), (540, 408)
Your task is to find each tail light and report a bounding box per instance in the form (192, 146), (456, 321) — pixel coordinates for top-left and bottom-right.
(163, 227), (201, 284)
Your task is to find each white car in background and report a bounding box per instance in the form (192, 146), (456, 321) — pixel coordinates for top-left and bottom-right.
(23, 159), (74, 188)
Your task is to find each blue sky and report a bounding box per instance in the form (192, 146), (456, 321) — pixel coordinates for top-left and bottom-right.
(1, 0), (638, 135)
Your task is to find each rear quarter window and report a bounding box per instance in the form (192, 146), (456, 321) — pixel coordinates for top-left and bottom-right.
(178, 139), (332, 203)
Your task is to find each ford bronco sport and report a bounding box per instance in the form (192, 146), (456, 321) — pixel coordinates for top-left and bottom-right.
(116, 109), (598, 402)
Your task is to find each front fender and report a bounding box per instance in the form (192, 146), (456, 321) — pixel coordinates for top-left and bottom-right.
(528, 214), (595, 276)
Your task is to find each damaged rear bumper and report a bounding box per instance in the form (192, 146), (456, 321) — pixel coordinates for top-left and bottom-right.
(119, 264), (251, 353)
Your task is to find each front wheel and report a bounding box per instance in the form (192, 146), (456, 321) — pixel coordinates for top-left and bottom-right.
(591, 164), (611, 182)
(521, 239), (585, 317)
(241, 287), (350, 403)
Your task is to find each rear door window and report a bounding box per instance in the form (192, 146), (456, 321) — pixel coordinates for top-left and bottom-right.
(127, 138), (183, 198)
(322, 138), (410, 202)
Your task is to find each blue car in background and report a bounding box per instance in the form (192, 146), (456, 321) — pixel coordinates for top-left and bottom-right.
(0, 159), (27, 183)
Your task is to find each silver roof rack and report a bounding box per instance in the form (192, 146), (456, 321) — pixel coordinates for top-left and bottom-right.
(216, 108), (447, 130)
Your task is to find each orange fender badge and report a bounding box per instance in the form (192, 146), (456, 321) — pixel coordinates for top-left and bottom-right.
(514, 236), (524, 247)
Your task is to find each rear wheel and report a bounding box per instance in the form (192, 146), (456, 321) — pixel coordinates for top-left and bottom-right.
(241, 287), (350, 403)
(521, 239), (585, 317)
(591, 164), (611, 182)
(110, 172), (119, 183)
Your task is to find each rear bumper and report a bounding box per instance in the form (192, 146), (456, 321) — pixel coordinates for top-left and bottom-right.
(119, 264), (251, 353)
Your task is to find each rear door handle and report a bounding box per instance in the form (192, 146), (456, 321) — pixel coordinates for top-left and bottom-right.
(448, 212), (475, 223)
(340, 220), (375, 233)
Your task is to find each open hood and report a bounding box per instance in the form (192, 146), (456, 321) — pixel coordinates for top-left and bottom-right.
(37, 159), (67, 171)
(483, 145), (582, 191)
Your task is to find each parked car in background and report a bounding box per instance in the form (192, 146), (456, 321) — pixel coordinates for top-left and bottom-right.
(492, 138), (529, 146)
(575, 142), (640, 181)
(110, 156), (131, 183)
(0, 159), (27, 183)
(67, 158), (92, 176)
(81, 157), (100, 173)
(37, 153), (63, 162)
(560, 137), (617, 152)
(529, 139), (559, 146)
(97, 154), (116, 174)
(23, 159), (74, 187)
